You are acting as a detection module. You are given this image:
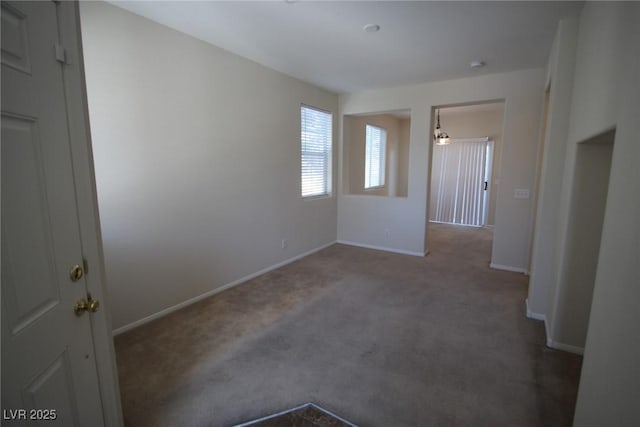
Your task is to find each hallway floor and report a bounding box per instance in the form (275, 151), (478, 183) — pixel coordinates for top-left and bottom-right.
(114, 223), (582, 426)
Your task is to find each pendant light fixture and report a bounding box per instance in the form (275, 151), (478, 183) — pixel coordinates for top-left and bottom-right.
(433, 108), (451, 146)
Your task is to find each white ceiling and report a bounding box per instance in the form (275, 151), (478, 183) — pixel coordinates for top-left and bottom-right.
(110, 1), (583, 94)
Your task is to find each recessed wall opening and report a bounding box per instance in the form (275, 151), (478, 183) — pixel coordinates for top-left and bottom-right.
(342, 110), (411, 198)
(554, 128), (615, 348)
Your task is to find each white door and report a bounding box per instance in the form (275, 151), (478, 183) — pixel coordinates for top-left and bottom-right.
(2, 1), (105, 425)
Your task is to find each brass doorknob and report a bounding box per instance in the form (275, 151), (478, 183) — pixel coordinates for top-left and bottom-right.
(74, 294), (99, 316)
(69, 264), (84, 282)
(74, 299), (88, 316)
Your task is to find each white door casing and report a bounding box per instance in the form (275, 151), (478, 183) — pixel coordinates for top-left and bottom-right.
(1, 1), (122, 425)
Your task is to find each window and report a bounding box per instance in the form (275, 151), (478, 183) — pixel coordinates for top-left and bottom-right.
(301, 105), (332, 197)
(365, 124), (386, 189)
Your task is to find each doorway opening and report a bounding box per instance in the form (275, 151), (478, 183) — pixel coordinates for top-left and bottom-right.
(430, 137), (492, 226)
(426, 101), (505, 255)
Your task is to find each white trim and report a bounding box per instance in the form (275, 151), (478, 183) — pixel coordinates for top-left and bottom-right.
(60, 3), (123, 425)
(546, 338), (585, 355)
(113, 241), (336, 335)
(531, 303), (584, 355)
(336, 240), (426, 257)
(489, 263), (528, 274)
(545, 317), (553, 347)
(451, 137), (490, 143)
(429, 220), (484, 229)
(525, 299), (546, 321)
(524, 300), (584, 355)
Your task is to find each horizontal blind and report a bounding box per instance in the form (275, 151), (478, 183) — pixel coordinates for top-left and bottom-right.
(301, 105), (332, 197)
(365, 124), (386, 188)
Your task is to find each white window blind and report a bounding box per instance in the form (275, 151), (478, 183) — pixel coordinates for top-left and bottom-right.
(301, 105), (332, 197)
(365, 124), (386, 189)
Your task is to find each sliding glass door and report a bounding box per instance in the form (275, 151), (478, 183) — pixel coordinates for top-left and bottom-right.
(429, 138), (491, 226)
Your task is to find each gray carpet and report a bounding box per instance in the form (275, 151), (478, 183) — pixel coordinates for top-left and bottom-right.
(114, 223), (581, 426)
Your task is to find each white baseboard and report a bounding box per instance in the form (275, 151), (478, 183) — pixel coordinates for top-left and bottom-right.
(336, 240), (426, 257)
(546, 338), (584, 355)
(112, 241), (337, 335)
(525, 299), (546, 321)
(526, 301), (585, 355)
(524, 300), (584, 355)
(428, 220), (484, 229)
(489, 263), (528, 274)
(544, 317), (552, 347)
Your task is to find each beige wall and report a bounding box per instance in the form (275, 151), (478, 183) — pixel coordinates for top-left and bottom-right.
(533, 2), (632, 354)
(527, 1), (639, 423)
(527, 17), (579, 319)
(344, 114), (409, 197)
(338, 68), (544, 266)
(562, 3), (639, 425)
(438, 106), (505, 225)
(80, 2), (339, 331)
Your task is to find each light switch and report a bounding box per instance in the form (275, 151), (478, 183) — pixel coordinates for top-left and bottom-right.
(514, 189), (530, 199)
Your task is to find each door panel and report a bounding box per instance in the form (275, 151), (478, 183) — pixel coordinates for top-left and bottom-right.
(1, 2), (32, 74)
(2, 114), (60, 334)
(23, 350), (79, 426)
(1, 2), (104, 425)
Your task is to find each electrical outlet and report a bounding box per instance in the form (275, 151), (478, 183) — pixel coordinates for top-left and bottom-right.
(514, 189), (530, 199)
(281, 239), (287, 249)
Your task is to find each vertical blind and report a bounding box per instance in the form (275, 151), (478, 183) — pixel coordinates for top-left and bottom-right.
(429, 139), (489, 226)
(301, 105), (332, 197)
(365, 124), (386, 189)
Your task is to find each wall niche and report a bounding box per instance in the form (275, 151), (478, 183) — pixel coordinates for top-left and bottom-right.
(343, 110), (411, 197)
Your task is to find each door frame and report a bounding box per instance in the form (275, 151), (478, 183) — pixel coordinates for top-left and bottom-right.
(483, 140), (494, 226)
(425, 101), (505, 251)
(429, 137), (491, 227)
(58, 3), (122, 425)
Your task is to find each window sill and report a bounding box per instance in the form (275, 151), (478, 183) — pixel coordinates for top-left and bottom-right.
(302, 193), (333, 201)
